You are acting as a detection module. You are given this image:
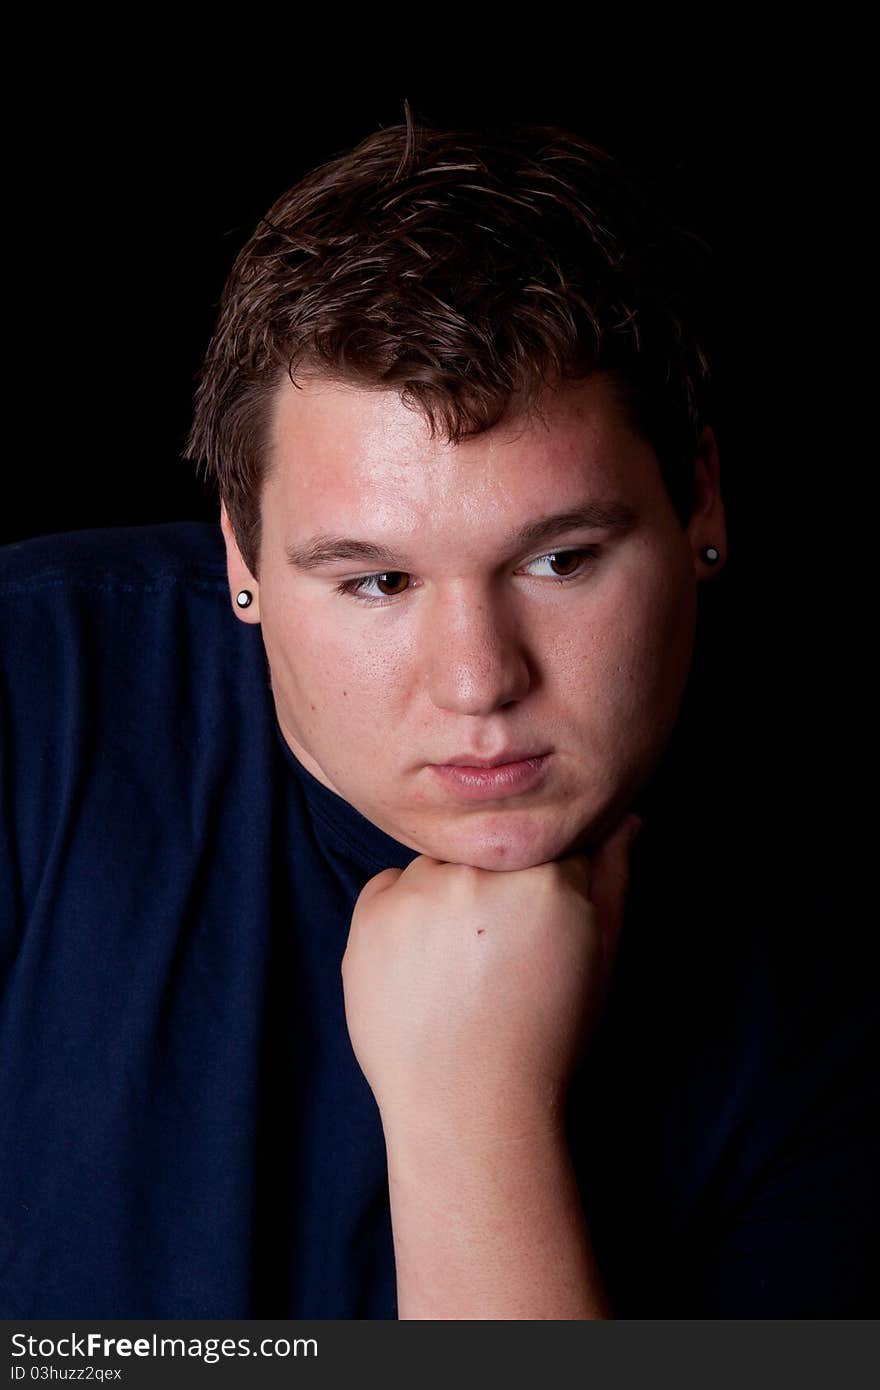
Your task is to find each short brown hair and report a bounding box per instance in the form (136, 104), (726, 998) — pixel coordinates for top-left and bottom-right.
(185, 105), (713, 582)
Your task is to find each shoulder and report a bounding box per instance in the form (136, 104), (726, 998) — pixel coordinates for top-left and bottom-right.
(0, 522), (251, 968)
(0, 520), (227, 591)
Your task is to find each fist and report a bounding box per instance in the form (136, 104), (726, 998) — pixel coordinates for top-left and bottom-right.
(340, 814), (642, 1140)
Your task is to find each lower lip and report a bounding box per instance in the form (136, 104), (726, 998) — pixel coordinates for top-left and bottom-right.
(429, 755), (550, 800)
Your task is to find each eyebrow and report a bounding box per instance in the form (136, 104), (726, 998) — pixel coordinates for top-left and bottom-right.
(284, 500), (638, 572)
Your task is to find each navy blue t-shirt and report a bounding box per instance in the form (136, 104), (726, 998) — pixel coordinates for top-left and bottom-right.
(1, 522), (876, 1317)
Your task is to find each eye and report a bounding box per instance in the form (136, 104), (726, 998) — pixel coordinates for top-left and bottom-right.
(336, 570), (411, 600)
(334, 547), (600, 605)
(522, 548), (600, 580)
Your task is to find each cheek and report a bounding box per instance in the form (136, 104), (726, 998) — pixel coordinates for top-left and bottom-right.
(619, 570), (698, 733)
(265, 612), (407, 731)
(559, 562), (695, 715)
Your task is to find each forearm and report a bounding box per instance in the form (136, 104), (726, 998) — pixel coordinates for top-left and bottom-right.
(383, 1120), (613, 1320)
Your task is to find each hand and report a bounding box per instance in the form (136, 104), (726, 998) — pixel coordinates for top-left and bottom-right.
(341, 813), (642, 1142)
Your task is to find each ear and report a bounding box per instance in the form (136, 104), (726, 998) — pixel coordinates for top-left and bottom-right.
(686, 425), (728, 582)
(220, 500), (260, 622)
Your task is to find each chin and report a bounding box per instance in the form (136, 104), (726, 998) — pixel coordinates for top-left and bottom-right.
(421, 817), (581, 873)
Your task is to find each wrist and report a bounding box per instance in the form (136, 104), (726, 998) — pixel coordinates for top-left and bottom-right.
(382, 1106), (570, 1185)
(382, 1111), (608, 1319)
(380, 1087), (567, 1158)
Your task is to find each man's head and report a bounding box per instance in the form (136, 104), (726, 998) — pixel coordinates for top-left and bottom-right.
(186, 113), (726, 870)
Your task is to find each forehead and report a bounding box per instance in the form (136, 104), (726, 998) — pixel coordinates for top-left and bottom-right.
(263, 370), (658, 529)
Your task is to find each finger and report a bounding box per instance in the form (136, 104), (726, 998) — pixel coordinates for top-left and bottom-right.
(584, 814), (643, 972)
(553, 851), (592, 897)
(355, 865), (405, 906)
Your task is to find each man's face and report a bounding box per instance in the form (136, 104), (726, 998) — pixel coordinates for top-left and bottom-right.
(222, 371), (724, 871)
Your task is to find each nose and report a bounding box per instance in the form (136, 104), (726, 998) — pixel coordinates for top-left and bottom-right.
(422, 587), (532, 715)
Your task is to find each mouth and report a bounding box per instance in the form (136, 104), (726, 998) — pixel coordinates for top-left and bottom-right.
(429, 754), (550, 801)
(440, 749), (546, 768)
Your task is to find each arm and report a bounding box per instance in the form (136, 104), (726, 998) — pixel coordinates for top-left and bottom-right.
(384, 1120), (613, 1320)
(342, 820), (641, 1320)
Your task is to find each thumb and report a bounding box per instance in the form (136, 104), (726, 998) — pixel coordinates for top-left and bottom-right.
(587, 813), (643, 972)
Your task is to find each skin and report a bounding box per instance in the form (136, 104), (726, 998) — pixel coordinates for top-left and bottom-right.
(342, 818), (640, 1133)
(220, 369), (726, 873)
(220, 367), (727, 1316)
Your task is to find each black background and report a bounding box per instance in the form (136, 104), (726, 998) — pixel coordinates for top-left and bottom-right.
(6, 56), (861, 967)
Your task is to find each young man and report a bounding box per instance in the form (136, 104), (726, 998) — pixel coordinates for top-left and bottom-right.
(1, 116), (875, 1318)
